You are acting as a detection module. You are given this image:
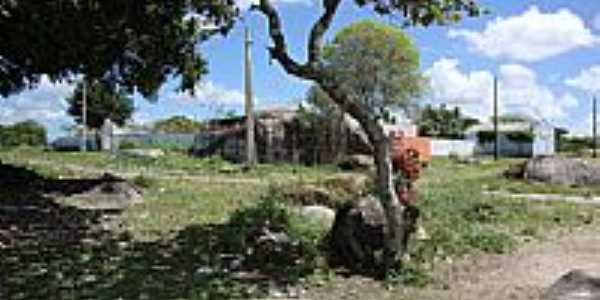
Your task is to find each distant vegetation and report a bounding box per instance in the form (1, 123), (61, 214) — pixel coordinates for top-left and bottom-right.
(153, 116), (203, 134)
(0, 120), (47, 147)
(417, 104), (479, 139)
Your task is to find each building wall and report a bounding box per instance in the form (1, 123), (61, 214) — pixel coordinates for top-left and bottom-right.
(430, 139), (476, 156)
(477, 135), (533, 157)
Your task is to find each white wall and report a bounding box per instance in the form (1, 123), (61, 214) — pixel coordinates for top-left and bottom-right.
(431, 139), (476, 156)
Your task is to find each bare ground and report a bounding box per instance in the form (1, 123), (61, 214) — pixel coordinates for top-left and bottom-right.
(303, 226), (600, 300)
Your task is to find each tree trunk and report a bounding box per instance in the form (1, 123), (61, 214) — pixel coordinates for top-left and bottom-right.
(365, 119), (406, 275)
(318, 80), (408, 275)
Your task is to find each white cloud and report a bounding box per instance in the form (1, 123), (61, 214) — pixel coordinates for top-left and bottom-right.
(565, 65), (600, 93)
(0, 76), (74, 125)
(449, 6), (599, 62)
(426, 58), (494, 118)
(426, 58), (579, 122)
(163, 81), (246, 106)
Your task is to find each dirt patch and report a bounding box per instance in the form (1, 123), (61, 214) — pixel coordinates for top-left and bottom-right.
(303, 227), (600, 300)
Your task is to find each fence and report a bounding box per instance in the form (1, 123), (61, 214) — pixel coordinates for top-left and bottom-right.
(115, 133), (196, 150)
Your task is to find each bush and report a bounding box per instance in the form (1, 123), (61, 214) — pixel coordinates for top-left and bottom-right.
(223, 197), (329, 280)
(118, 140), (139, 149)
(0, 120), (47, 147)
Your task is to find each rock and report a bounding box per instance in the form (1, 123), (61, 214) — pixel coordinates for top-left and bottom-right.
(522, 156), (600, 186)
(63, 174), (143, 210)
(544, 269), (600, 300)
(120, 148), (165, 159)
(328, 195), (420, 271)
(298, 205), (336, 231)
(337, 155), (375, 171)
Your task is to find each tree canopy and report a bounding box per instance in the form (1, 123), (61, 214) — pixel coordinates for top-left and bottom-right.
(153, 116), (203, 133)
(0, 0), (237, 97)
(66, 81), (135, 130)
(418, 104), (479, 139)
(0, 120), (47, 147)
(323, 20), (424, 118)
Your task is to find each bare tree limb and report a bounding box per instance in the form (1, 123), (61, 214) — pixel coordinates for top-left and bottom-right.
(307, 0), (342, 65)
(257, 0), (314, 78)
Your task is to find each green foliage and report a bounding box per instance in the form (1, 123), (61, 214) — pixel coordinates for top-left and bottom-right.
(324, 20), (426, 118)
(0, 1), (237, 97)
(67, 81), (134, 129)
(477, 130), (534, 143)
(153, 116), (203, 134)
(352, 0), (484, 27)
(560, 136), (592, 153)
(223, 197), (329, 280)
(0, 120), (47, 147)
(418, 104), (479, 139)
(118, 140), (140, 150)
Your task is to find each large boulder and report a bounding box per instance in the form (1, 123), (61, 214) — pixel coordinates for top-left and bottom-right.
(298, 205), (336, 232)
(544, 269), (600, 300)
(61, 173), (143, 210)
(522, 156), (600, 186)
(328, 195), (419, 272)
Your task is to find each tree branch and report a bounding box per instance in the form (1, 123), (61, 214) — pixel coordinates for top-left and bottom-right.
(307, 0), (342, 65)
(257, 0), (314, 78)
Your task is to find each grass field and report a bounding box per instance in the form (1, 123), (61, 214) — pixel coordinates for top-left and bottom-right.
(1, 147), (599, 299)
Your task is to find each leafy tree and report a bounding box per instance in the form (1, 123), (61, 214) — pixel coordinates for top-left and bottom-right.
(0, 0), (236, 97)
(66, 81), (134, 130)
(253, 0), (482, 273)
(153, 116), (203, 133)
(0, 120), (47, 147)
(0, 0), (483, 275)
(418, 104), (479, 139)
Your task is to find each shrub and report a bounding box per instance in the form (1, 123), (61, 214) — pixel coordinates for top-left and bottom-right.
(118, 140), (139, 149)
(0, 120), (47, 147)
(223, 197), (329, 280)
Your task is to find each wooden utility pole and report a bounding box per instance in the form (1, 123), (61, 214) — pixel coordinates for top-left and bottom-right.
(81, 78), (88, 152)
(594, 96), (597, 158)
(493, 76), (499, 161)
(244, 26), (257, 166)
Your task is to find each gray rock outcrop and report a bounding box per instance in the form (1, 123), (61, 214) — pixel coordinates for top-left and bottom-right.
(522, 156), (600, 186)
(544, 269), (600, 300)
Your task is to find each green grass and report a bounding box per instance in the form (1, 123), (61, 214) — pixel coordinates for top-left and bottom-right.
(3, 148), (600, 299)
(406, 158), (600, 275)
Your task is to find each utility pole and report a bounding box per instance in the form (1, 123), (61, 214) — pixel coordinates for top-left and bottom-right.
(81, 78), (88, 152)
(244, 26), (257, 166)
(493, 75), (499, 161)
(593, 96), (597, 158)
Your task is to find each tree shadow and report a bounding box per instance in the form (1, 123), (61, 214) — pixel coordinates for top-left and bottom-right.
(0, 162), (310, 300)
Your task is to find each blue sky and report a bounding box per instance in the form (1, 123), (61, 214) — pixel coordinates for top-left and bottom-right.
(2, 0), (600, 139)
